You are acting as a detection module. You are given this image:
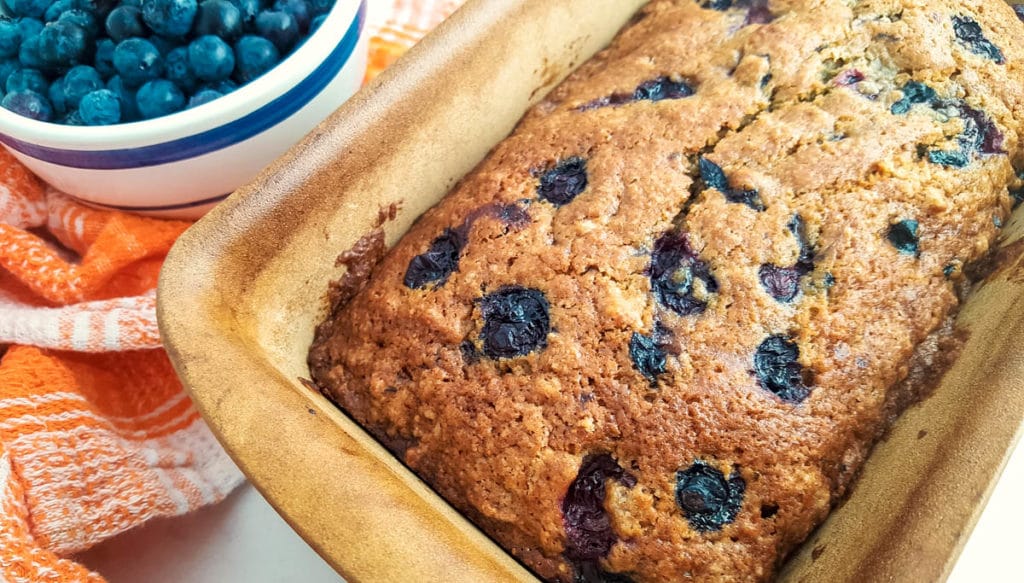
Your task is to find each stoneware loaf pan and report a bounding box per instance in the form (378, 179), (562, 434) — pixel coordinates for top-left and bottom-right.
(157, 1), (1024, 581)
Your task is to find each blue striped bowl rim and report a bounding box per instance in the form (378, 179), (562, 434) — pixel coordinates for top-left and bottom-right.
(0, 0), (366, 171)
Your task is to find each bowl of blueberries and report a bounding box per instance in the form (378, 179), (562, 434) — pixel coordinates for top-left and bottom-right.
(0, 0), (367, 217)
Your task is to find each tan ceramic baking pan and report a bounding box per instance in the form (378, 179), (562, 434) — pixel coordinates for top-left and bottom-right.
(157, 1), (1024, 581)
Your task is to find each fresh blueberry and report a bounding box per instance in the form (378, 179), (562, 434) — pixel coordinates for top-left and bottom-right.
(79, 88), (121, 125)
(3, 0), (50, 19)
(121, 0), (143, 6)
(195, 0), (243, 41)
(37, 21), (91, 69)
(0, 19), (22, 59)
(227, 0), (259, 26)
(44, 0), (74, 22)
(70, 0), (119, 15)
(629, 332), (666, 383)
(58, 9), (100, 40)
(61, 109), (84, 124)
(198, 77), (236, 93)
(16, 16), (43, 39)
(403, 227), (466, 289)
(62, 65), (103, 107)
(113, 38), (163, 87)
(274, 0), (310, 32)
(232, 35), (279, 82)
(753, 335), (809, 403)
(188, 35), (234, 82)
(106, 74), (140, 120)
(1016, 6), (1024, 22)
(890, 81), (937, 115)
(633, 76), (694, 102)
(310, 13), (325, 31)
(17, 33), (44, 69)
(105, 6), (146, 43)
(699, 156), (764, 211)
(164, 47), (198, 93)
(886, 219), (920, 256)
(0, 59), (20, 91)
(537, 157), (588, 206)
(142, 0), (198, 37)
(478, 286), (550, 359)
(135, 78), (184, 118)
(186, 87), (221, 107)
(675, 460), (745, 532)
(6, 68), (46, 94)
(255, 9), (299, 52)
(1, 89), (52, 120)
(563, 454), (635, 561)
(648, 231), (718, 317)
(307, 0), (331, 15)
(952, 15), (1004, 64)
(48, 77), (67, 114)
(148, 34), (178, 55)
(759, 215), (814, 302)
(93, 38), (116, 77)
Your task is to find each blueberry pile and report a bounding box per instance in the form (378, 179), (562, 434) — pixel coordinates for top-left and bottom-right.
(0, 0), (333, 124)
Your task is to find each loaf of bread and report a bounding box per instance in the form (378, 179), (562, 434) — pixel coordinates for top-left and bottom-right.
(309, 1), (1024, 580)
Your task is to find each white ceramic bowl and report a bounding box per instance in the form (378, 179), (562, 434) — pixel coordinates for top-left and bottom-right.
(0, 0), (368, 219)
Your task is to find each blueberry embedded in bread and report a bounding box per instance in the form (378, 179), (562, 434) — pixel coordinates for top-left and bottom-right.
(887, 220), (921, 257)
(753, 335), (811, 403)
(537, 157), (589, 207)
(648, 231), (718, 317)
(675, 461), (746, 532)
(952, 15), (1004, 64)
(403, 227), (467, 289)
(478, 286), (551, 359)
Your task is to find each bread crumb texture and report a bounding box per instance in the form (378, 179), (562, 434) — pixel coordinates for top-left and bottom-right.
(310, 1), (1024, 581)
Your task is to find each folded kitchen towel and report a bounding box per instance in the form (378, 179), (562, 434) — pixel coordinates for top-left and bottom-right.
(0, 1), (463, 580)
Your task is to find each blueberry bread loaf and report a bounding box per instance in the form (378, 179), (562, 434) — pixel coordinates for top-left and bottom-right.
(309, 1), (1024, 581)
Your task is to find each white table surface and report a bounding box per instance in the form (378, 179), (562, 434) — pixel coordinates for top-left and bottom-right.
(77, 437), (1022, 583)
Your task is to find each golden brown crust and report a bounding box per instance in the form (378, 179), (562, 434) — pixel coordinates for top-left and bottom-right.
(310, 1), (1024, 581)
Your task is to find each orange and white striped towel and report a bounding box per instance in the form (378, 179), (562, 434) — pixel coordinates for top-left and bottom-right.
(0, 1), (464, 581)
